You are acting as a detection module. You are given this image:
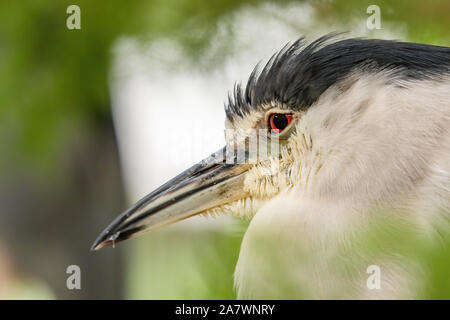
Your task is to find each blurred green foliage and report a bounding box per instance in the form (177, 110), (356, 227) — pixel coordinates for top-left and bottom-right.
(230, 212), (450, 299)
(126, 226), (245, 299)
(1, 0), (448, 175)
(317, 0), (450, 45)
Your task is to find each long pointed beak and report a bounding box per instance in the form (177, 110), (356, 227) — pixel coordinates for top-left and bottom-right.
(91, 147), (250, 250)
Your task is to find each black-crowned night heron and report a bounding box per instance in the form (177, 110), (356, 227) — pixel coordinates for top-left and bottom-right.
(93, 35), (450, 299)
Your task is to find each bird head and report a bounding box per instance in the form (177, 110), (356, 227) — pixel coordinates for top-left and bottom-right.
(92, 35), (450, 250)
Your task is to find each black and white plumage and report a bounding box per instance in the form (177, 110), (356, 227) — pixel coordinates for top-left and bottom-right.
(93, 35), (450, 299)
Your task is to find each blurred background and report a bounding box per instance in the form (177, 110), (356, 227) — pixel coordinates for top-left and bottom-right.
(0, 0), (448, 299)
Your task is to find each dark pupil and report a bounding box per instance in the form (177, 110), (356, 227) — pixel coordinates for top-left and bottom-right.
(273, 114), (288, 130)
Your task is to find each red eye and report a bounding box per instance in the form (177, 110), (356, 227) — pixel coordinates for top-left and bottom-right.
(269, 113), (292, 134)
